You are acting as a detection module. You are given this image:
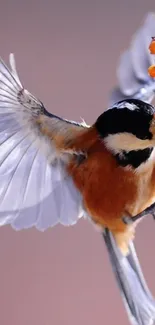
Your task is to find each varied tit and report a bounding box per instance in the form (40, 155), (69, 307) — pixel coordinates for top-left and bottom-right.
(1, 12), (155, 325)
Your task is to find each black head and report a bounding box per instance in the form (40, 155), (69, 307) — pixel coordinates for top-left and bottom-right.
(95, 99), (155, 168)
(95, 99), (154, 141)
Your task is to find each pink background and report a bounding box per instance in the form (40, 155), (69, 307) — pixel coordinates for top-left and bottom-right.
(0, 1), (155, 324)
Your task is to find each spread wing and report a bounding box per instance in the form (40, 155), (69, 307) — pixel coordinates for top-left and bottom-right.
(0, 54), (89, 230)
(109, 12), (155, 106)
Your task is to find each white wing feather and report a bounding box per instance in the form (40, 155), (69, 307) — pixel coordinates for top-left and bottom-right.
(0, 54), (84, 230)
(110, 12), (155, 105)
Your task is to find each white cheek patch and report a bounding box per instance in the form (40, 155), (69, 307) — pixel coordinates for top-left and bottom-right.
(104, 132), (152, 154)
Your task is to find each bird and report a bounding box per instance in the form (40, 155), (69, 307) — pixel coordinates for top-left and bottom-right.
(0, 11), (155, 325)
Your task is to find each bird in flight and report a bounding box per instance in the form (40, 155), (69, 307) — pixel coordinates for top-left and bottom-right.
(0, 11), (155, 325)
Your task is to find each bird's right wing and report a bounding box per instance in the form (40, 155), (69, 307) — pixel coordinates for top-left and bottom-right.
(109, 12), (155, 106)
(0, 54), (89, 231)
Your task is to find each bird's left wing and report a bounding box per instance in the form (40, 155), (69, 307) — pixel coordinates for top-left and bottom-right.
(0, 54), (89, 230)
(109, 12), (155, 106)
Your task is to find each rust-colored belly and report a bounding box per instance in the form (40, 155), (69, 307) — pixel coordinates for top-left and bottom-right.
(68, 138), (155, 254)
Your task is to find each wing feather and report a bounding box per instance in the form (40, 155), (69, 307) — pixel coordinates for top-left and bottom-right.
(110, 12), (155, 106)
(0, 54), (85, 230)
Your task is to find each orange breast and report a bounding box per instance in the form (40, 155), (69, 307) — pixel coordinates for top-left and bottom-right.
(67, 132), (139, 233)
(67, 128), (155, 254)
(67, 127), (155, 236)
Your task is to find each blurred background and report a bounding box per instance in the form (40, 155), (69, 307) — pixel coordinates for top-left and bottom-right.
(0, 1), (155, 324)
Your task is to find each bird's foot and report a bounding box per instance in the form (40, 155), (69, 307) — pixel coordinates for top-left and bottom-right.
(122, 202), (155, 225)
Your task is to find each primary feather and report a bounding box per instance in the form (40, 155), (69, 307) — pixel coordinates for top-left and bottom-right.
(0, 54), (85, 230)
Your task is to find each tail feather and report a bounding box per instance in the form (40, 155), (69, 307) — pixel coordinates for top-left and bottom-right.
(103, 229), (155, 325)
(127, 242), (155, 303)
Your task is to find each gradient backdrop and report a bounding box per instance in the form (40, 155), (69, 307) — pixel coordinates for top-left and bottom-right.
(0, 1), (155, 325)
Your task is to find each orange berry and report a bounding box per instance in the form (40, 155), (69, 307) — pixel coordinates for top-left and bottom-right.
(148, 65), (155, 78)
(149, 37), (155, 54)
